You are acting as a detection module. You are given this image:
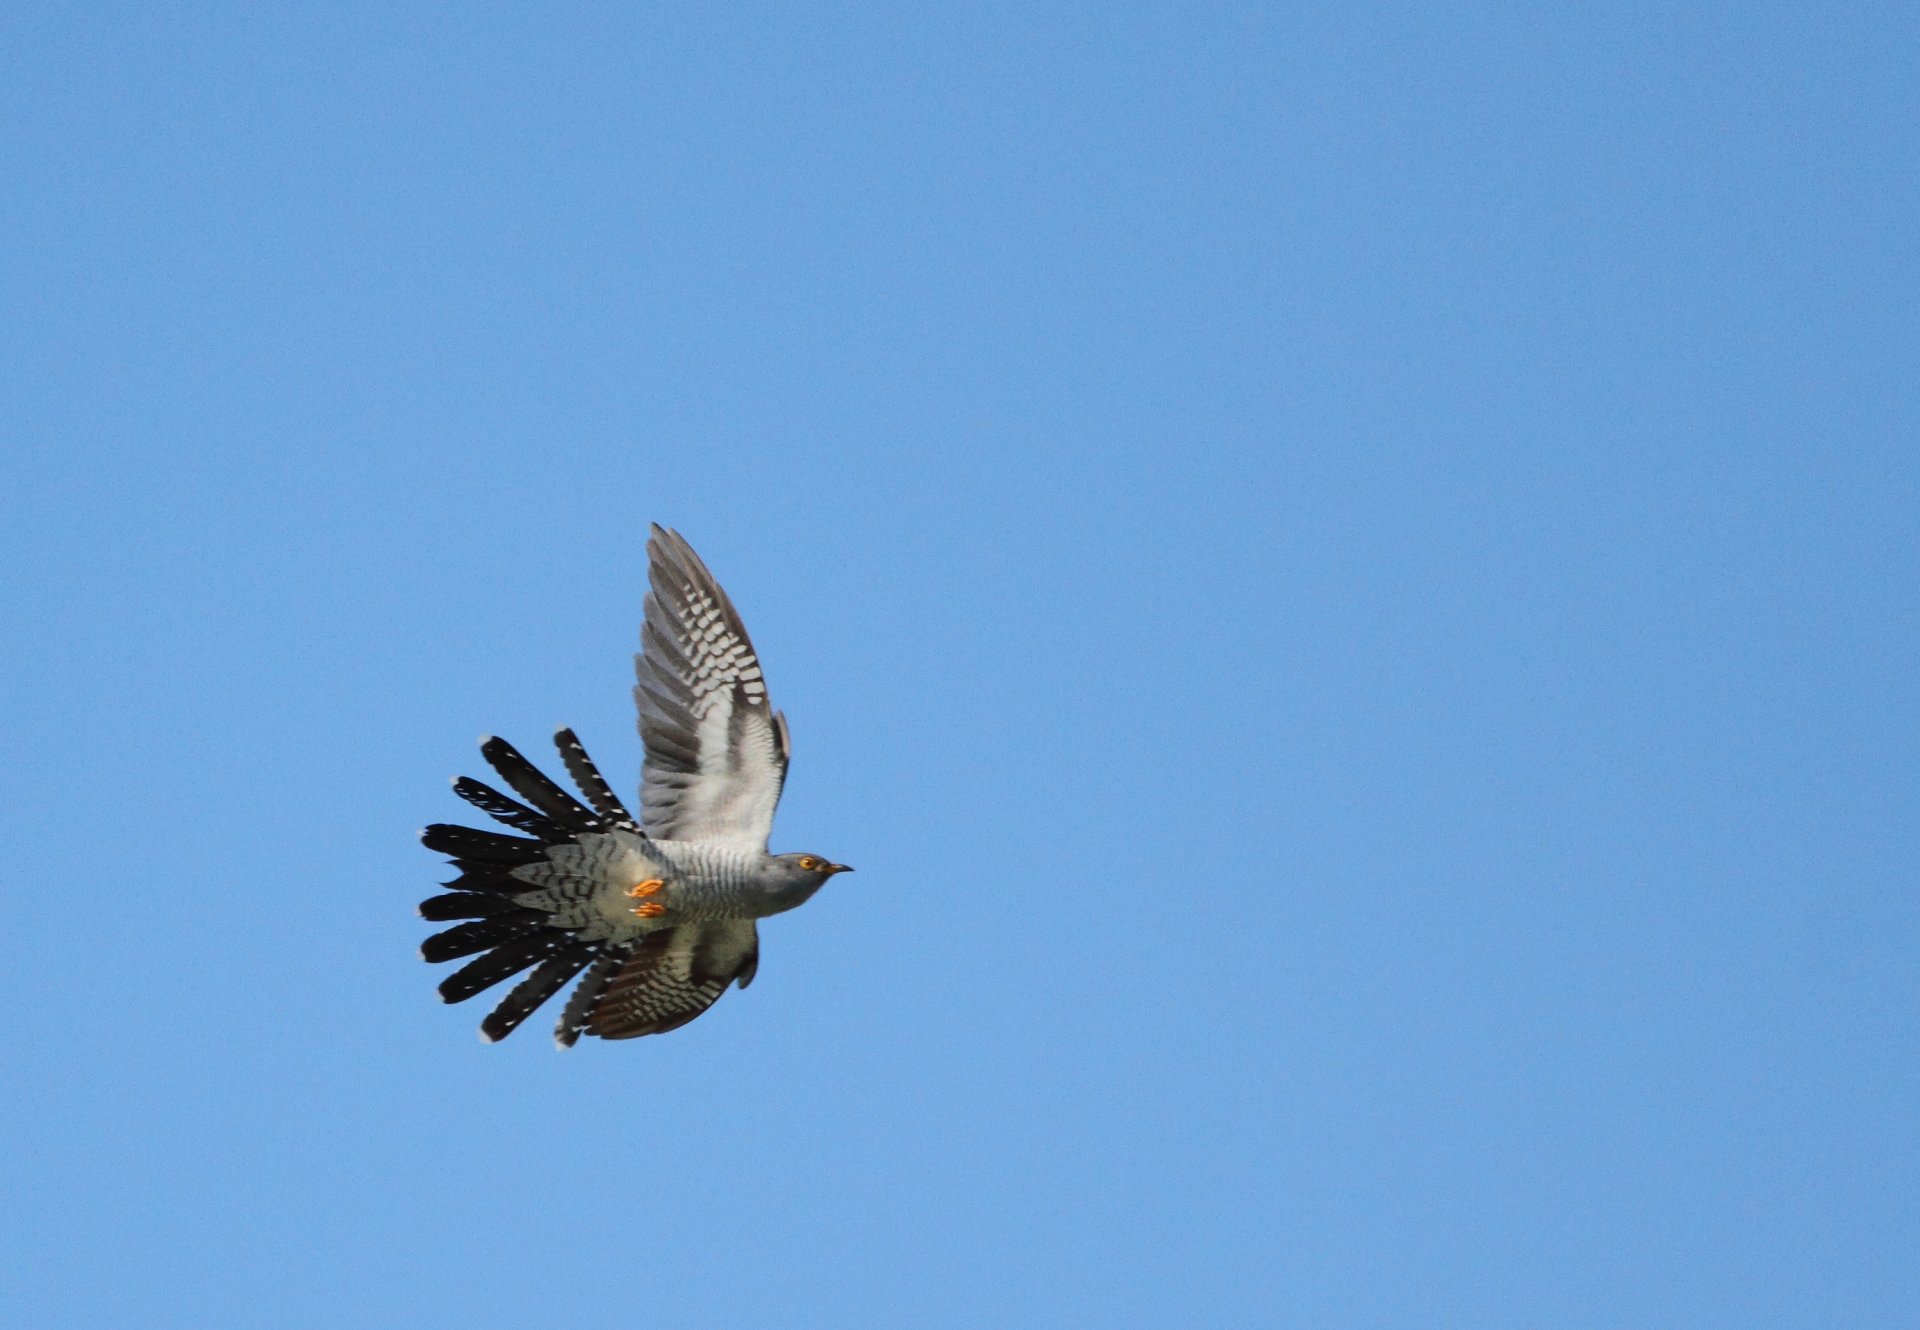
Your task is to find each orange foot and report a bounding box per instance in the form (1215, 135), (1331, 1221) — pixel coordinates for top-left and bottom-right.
(627, 879), (668, 919)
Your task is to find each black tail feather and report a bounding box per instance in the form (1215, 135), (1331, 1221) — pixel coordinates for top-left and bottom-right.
(421, 824), (546, 865)
(554, 946), (631, 1047)
(421, 913), (546, 963)
(452, 776), (569, 839)
(418, 892), (521, 921)
(439, 863), (528, 894)
(480, 736), (600, 831)
(481, 943), (598, 1042)
(439, 933), (568, 1005)
(424, 731), (651, 1040)
(553, 728), (637, 827)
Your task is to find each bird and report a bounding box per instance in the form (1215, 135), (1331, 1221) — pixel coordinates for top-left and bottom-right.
(417, 525), (851, 1046)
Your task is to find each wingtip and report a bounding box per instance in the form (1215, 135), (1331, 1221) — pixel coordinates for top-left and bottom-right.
(650, 524), (700, 566)
(479, 1027), (501, 1044)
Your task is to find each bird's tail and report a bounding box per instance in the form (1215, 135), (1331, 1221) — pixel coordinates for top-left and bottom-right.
(417, 729), (638, 1045)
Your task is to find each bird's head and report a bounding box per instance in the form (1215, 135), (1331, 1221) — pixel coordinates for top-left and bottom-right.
(770, 852), (854, 887)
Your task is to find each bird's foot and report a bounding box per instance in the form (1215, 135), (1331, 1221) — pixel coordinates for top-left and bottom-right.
(628, 879), (669, 919)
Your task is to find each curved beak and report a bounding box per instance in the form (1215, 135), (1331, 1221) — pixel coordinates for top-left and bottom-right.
(825, 863), (854, 876)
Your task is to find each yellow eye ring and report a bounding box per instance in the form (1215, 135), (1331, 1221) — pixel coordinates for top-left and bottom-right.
(798, 856), (818, 870)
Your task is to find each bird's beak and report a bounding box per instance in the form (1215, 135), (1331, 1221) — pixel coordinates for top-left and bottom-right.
(826, 863), (853, 876)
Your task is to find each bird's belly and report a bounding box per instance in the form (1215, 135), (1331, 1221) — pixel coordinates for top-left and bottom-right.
(505, 829), (675, 942)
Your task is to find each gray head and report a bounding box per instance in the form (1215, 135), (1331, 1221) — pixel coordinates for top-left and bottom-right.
(756, 852), (853, 913)
(768, 852), (854, 888)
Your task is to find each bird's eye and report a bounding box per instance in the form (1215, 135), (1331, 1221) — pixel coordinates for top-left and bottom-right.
(798, 856), (817, 870)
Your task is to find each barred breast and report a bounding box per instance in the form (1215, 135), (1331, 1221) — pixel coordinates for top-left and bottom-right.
(647, 840), (768, 919)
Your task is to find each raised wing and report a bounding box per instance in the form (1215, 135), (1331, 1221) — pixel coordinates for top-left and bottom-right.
(586, 920), (760, 1039)
(633, 526), (790, 849)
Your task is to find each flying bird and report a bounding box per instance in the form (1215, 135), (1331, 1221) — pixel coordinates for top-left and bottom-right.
(418, 526), (851, 1045)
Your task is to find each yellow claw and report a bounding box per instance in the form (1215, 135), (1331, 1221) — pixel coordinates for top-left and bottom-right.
(626, 879), (665, 898)
(632, 901), (668, 919)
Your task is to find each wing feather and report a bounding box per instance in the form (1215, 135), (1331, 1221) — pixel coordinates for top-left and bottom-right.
(632, 526), (790, 848)
(585, 920), (760, 1039)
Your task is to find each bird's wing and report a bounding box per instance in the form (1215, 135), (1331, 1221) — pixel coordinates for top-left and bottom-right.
(633, 526), (790, 850)
(586, 919), (760, 1040)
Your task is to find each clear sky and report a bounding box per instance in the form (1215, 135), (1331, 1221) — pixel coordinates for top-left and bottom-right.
(3, 4), (1914, 1326)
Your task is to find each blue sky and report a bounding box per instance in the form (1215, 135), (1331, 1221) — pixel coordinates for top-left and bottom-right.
(3, 4), (1914, 1326)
